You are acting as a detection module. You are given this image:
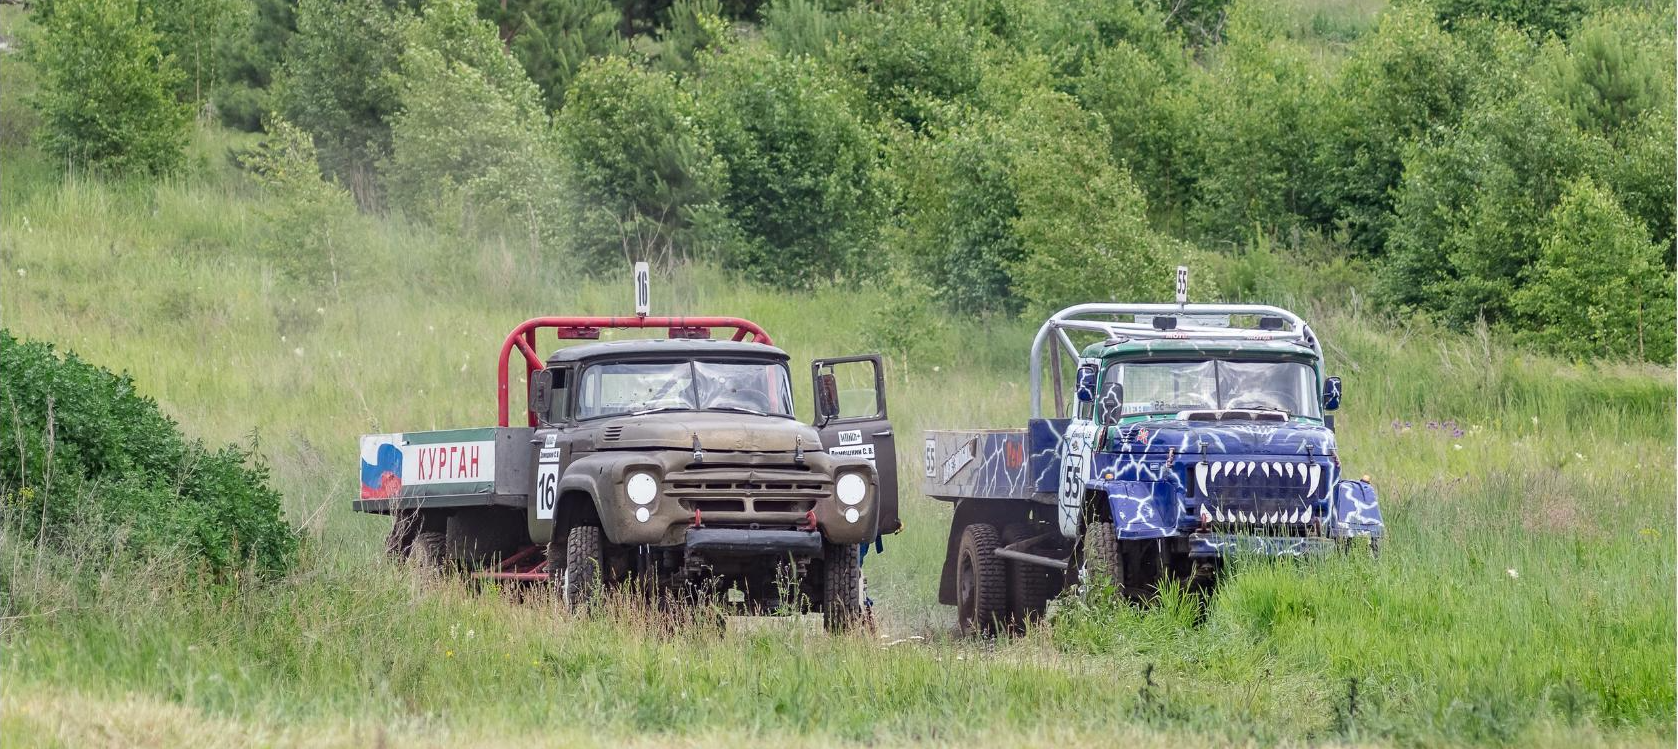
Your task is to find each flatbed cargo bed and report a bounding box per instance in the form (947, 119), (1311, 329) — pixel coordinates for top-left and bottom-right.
(920, 419), (1070, 503)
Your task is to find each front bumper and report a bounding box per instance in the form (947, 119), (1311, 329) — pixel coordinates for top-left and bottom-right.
(1185, 533), (1336, 559)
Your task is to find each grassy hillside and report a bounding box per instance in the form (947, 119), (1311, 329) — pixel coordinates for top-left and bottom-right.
(2, 122), (1673, 748)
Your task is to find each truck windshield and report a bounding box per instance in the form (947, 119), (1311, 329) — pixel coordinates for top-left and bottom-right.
(1104, 360), (1321, 419)
(577, 360), (795, 419)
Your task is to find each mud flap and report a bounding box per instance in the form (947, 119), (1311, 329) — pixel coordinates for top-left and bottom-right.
(1098, 479), (1180, 540)
(1328, 479), (1384, 538)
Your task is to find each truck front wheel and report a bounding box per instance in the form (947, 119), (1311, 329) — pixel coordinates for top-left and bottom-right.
(823, 543), (864, 633)
(1079, 520), (1121, 597)
(563, 525), (606, 607)
(956, 523), (1007, 637)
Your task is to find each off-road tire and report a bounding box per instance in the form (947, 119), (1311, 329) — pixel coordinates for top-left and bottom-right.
(1003, 523), (1055, 630)
(1079, 520), (1121, 597)
(822, 543), (864, 633)
(563, 525), (605, 607)
(956, 523), (1007, 637)
(410, 529), (447, 570)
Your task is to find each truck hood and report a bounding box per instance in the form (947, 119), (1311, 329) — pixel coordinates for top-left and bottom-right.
(591, 412), (824, 453)
(1112, 416), (1336, 457)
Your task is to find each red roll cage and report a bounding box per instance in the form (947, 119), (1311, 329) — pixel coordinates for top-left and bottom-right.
(496, 317), (774, 427)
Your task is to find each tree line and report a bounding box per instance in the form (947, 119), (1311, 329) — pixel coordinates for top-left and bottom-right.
(17, 0), (1676, 362)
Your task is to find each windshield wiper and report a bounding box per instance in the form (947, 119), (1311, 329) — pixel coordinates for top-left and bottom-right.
(706, 405), (770, 416)
(627, 406), (692, 416)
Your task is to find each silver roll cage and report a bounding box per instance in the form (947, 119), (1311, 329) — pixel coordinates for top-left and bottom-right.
(1028, 303), (1324, 418)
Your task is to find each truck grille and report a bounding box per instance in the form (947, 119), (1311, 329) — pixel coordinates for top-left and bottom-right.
(665, 469), (829, 518)
(1188, 459), (1329, 501)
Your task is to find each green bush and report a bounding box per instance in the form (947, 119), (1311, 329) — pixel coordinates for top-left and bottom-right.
(1511, 178), (1674, 363)
(385, 0), (561, 243)
(694, 48), (883, 288)
(275, 0), (409, 208)
(0, 331), (297, 577)
(27, 0), (192, 175)
(556, 56), (730, 270)
(238, 117), (359, 285)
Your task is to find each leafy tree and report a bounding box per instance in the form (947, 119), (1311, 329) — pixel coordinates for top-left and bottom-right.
(1186, 4), (1330, 243)
(1382, 87), (1601, 327)
(476, 0), (625, 110)
(836, 2), (986, 131)
(28, 0), (191, 175)
(1314, 4), (1473, 255)
(1538, 7), (1675, 137)
(890, 80), (1180, 314)
(275, 0), (410, 208)
(555, 56), (729, 270)
(1004, 89), (1182, 315)
(1433, 0), (1588, 38)
(1512, 177), (1674, 363)
(144, 0), (244, 110)
(694, 48), (883, 288)
(1073, 40), (1194, 224)
(385, 0), (561, 244)
(213, 0), (296, 132)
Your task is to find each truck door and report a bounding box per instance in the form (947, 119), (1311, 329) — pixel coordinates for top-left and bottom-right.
(811, 355), (900, 534)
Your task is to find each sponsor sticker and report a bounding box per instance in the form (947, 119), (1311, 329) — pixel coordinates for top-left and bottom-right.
(940, 438), (978, 484)
(837, 429), (863, 446)
(830, 443), (875, 464)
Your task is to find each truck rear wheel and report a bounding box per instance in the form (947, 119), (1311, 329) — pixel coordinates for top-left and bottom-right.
(822, 543), (864, 633)
(1003, 524), (1055, 630)
(1079, 520), (1121, 597)
(410, 529), (447, 570)
(563, 525), (606, 607)
(956, 523), (1007, 637)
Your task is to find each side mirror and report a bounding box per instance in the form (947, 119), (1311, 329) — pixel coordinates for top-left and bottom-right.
(816, 372), (841, 419)
(1322, 376), (1342, 412)
(529, 369), (553, 422)
(1096, 381), (1125, 424)
(1075, 364), (1098, 403)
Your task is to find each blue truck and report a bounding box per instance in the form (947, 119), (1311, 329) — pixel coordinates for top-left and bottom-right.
(923, 288), (1384, 635)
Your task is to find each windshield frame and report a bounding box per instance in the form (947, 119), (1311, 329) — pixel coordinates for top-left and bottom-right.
(571, 356), (796, 422)
(1100, 356), (1323, 420)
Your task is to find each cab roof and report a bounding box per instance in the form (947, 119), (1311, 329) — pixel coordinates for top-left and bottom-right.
(1082, 337), (1319, 362)
(545, 338), (789, 365)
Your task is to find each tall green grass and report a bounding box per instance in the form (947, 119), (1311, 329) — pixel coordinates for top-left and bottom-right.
(1, 128), (1672, 747)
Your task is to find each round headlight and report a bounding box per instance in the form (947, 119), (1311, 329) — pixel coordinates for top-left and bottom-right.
(626, 472), (658, 505)
(836, 472), (867, 506)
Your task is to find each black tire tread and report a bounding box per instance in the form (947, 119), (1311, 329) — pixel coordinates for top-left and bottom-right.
(564, 525), (604, 606)
(823, 543), (863, 633)
(957, 523), (1007, 636)
(1003, 523), (1054, 628)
